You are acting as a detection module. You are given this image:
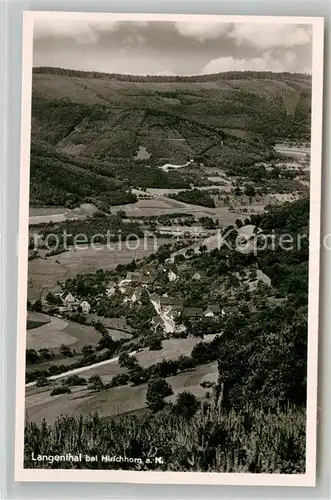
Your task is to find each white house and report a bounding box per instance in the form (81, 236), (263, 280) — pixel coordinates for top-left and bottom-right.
(167, 270), (178, 282)
(204, 305), (221, 318)
(106, 281), (116, 297)
(61, 292), (76, 307)
(80, 300), (91, 314)
(130, 287), (144, 303)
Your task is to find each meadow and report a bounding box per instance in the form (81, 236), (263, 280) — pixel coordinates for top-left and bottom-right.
(27, 238), (171, 300)
(25, 336), (219, 424)
(27, 312), (101, 352)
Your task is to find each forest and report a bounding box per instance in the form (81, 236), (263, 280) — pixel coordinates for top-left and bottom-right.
(29, 68), (312, 208)
(170, 189), (216, 208)
(33, 66), (311, 84)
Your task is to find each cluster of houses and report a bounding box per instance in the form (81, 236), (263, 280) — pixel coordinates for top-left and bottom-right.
(106, 268), (178, 299)
(53, 266), (224, 336)
(105, 269), (224, 336)
(55, 292), (91, 315)
(150, 296), (224, 336)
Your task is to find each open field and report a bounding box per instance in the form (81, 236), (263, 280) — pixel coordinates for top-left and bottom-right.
(27, 238), (171, 299)
(29, 203), (98, 225)
(109, 197), (216, 217)
(71, 334), (218, 383)
(110, 197), (241, 224)
(135, 335), (217, 368)
(25, 361), (218, 425)
(26, 312), (101, 352)
(107, 329), (132, 341)
(274, 143), (310, 158)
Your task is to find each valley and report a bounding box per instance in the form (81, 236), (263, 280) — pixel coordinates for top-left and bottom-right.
(25, 68), (311, 471)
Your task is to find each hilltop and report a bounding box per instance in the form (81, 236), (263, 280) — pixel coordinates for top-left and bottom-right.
(30, 67), (311, 207)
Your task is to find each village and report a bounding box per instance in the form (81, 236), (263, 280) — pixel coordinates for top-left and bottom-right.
(43, 266), (226, 338)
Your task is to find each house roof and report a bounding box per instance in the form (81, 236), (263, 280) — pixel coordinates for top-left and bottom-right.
(182, 307), (203, 318)
(151, 315), (164, 327)
(61, 291), (76, 300)
(149, 293), (160, 302)
(205, 304), (221, 314)
(133, 275), (153, 284)
(131, 287), (144, 298)
(160, 297), (183, 307)
(171, 304), (184, 312)
(127, 271), (153, 284)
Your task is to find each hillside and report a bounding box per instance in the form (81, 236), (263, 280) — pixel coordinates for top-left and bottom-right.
(30, 68), (311, 207)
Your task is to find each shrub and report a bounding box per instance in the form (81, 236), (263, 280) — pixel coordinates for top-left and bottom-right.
(88, 375), (104, 392)
(118, 352), (138, 369)
(129, 365), (149, 386)
(36, 376), (50, 387)
(146, 377), (173, 412)
(63, 375), (87, 386)
(110, 373), (129, 387)
(50, 386), (71, 396)
(60, 344), (74, 357)
(149, 337), (163, 351)
(173, 391), (199, 419)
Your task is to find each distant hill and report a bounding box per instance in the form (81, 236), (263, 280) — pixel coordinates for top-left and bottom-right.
(30, 67), (311, 207)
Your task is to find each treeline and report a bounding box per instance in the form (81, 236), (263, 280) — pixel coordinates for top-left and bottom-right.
(33, 212), (144, 248)
(33, 66), (311, 83)
(252, 197), (309, 299)
(170, 188), (215, 208)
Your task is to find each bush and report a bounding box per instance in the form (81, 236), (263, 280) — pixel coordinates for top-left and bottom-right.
(50, 386), (71, 396)
(200, 380), (214, 389)
(170, 189), (215, 208)
(173, 391), (199, 419)
(63, 375), (87, 386)
(129, 365), (149, 386)
(26, 349), (40, 365)
(146, 377), (173, 412)
(177, 355), (196, 372)
(38, 348), (54, 360)
(110, 373), (129, 387)
(69, 313), (87, 325)
(149, 337), (163, 351)
(36, 376), (50, 387)
(32, 299), (43, 312)
(244, 184), (256, 197)
(118, 352), (138, 369)
(60, 344), (74, 357)
(88, 375), (104, 392)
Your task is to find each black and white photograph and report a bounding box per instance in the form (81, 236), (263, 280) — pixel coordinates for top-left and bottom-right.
(15, 12), (323, 486)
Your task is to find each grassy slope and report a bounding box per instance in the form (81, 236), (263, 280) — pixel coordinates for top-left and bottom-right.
(30, 69), (311, 206)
